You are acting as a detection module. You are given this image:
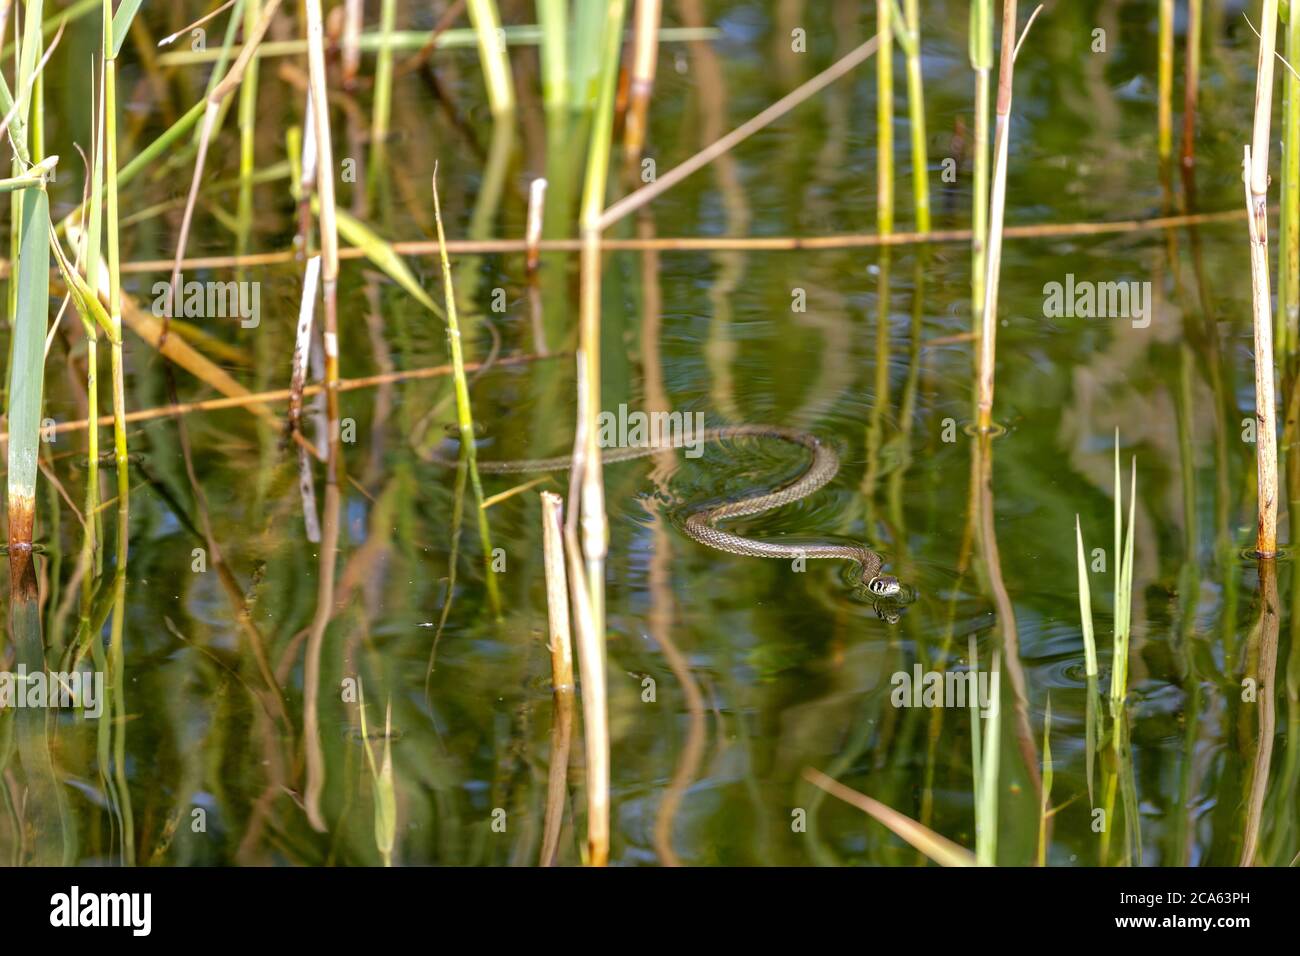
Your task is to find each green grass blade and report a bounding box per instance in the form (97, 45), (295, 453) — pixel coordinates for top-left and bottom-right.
(329, 203), (444, 317)
(6, 188), (51, 520)
(1076, 514), (1097, 677)
(804, 767), (977, 867)
(109, 0), (144, 58)
(1037, 694), (1053, 865)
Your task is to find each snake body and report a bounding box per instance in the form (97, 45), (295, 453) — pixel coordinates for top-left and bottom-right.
(463, 424), (899, 595)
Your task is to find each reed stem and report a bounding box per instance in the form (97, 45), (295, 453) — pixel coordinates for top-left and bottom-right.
(538, 491), (574, 867)
(369, 0), (397, 196)
(1181, 0), (1202, 177)
(466, 0), (515, 116)
(623, 0), (661, 167)
(1157, 0), (1173, 168)
(570, 0), (627, 865)
(975, 0), (1023, 431)
(899, 0), (929, 233)
(1246, 0), (1280, 557)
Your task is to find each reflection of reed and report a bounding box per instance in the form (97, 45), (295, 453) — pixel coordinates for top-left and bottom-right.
(678, 0), (749, 422)
(539, 492), (574, 867)
(646, 508), (706, 867)
(1239, 557), (1279, 865)
(637, 211), (706, 865)
(302, 480), (341, 832)
(1244, 3), (1280, 557)
(973, 431), (1042, 804)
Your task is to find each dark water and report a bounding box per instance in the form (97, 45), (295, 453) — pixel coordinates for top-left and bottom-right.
(1, 1), (1296, 866)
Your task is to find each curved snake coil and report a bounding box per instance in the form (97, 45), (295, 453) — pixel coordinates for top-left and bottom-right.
(456, 424), (900, 597)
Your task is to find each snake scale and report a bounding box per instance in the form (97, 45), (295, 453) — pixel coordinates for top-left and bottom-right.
(453, 424), (901, 597)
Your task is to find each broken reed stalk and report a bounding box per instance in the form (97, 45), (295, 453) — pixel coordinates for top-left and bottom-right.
(598, 33), (880, 229)
(525, 177), (547, 274)
(564, 357), (609, 867)
(342, 0), (363, 87)
(290, 256), (322, 542)
(975, 0), (1020, 431)
(1246, 0), (1280, 558)
(6, 353), (546, 445)
(877, 0), (893, 237)
(1157, 0), (1173, 168)
(466, 0), (515, 115)
(288, 257), (322, 440)
(101, 206), (1251, 274)
(969, 0), (991, 331)
(538, 491), (575, 867)
(898, 0), (929, 232)
(156, 24), (718, 67)
(623, 0), (661, 167)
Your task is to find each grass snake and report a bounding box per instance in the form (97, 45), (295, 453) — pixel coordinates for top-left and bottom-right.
(449, 424), (902, 599)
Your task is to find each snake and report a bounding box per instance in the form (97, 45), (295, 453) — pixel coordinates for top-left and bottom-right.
(449, 424), (901, 598)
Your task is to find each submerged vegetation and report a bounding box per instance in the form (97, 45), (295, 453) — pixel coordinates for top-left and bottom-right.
(0, 0), (1294, 870)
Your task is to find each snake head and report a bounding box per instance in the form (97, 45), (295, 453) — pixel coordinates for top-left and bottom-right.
(874, 603), (902, 625)
(865, 574), (901, 598)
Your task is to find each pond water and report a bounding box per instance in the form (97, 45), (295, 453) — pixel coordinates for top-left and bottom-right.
(2, 0), (1296, 867)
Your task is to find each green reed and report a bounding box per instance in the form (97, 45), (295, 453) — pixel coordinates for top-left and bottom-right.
(236, 0), (261, 261)
(1157, 0), (1173, 167)
(368, 0), (397, 196)
(893, 0), (929, 232)
(1036, 694), (1053, 865)
(467, 0), (515, 116)
(969, 636), (1000, 866)
(1111, 451), (1136, 704)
